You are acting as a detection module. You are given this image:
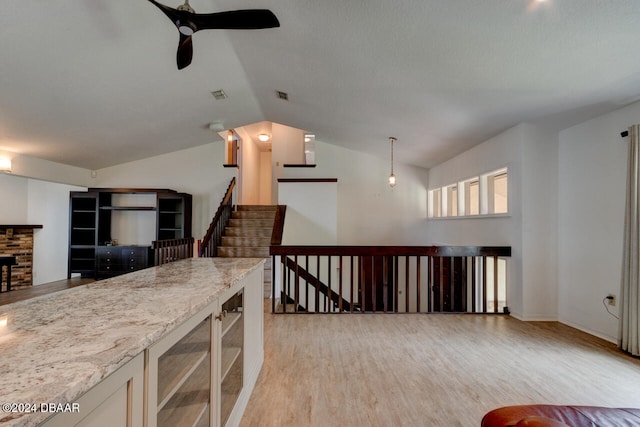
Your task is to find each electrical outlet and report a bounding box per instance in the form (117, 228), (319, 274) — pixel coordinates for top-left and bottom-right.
(606, 294), (616, 306)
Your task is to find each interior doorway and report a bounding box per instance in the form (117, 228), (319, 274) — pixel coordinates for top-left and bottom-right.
(232, 123), (273, 206)
(229, 121), (312, 206)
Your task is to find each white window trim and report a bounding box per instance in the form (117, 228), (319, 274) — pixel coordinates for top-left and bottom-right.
(427, 167), (509, 219)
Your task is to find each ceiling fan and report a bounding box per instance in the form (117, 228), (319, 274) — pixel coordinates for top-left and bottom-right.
(147, 0), (280, 69)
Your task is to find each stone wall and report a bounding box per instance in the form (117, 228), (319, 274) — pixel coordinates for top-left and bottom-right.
(0, 226), (38, 289)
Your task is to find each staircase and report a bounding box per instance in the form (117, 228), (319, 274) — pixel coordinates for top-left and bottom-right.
(218, 205), (276, 298)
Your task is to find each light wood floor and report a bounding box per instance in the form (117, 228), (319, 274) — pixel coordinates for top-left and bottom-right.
(0, 277), (94, 306)
(240, 309), (640, 427)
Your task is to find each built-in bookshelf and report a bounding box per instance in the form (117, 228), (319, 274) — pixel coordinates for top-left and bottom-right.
(68, 188), (192, 278)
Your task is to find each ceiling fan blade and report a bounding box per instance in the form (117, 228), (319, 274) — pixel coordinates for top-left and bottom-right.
(146, 1), (280, 70)
(177, 33), (193, 69)
(147, 0), (180, 24)
(192, 10), (280, 30)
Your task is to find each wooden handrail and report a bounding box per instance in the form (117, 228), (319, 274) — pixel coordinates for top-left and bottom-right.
(270, 205), (287, 246)
(198, 178), (235, 257)
(271, 245), (511, 257)
(271, 245), (512, 314)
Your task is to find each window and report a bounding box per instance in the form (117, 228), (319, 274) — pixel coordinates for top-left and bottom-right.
(431, 188), (442, 218)
(464, 178), (479, 216)
(428, 168), (508, 218)
(447, 185), (458, 217)
(489, 171), (508, 214)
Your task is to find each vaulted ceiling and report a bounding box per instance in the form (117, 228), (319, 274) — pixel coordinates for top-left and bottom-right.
(1, 0), (639, 170)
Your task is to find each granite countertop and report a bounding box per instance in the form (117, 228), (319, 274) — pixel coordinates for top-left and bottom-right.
(0, 257), (265, 427)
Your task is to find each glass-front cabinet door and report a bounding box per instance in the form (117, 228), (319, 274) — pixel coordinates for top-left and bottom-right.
(146, 285), (246, 427)
(148, 313), (213, 427)
(219, 289), (244, 426)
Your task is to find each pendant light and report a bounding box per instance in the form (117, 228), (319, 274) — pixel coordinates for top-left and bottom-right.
(388, 137), (397, 187)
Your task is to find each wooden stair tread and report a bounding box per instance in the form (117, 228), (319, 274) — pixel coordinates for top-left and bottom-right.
(222, 236), (271, 245)
(232, 211), (276, 219)
(236, 205), (277, 211)
(228, 219), (275, 227)
(218, 247), (270, 257)
(213, 205), (277, 297)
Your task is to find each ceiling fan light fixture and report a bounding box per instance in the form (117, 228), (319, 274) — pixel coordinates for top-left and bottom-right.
(178, 23), (195, 36)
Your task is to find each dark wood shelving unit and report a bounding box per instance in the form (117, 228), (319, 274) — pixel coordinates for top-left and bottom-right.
(68, 188), (192, 279)
(99, 206), (157, 211)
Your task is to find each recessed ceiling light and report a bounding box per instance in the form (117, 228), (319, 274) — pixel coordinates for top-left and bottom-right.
(276, 90), (289, 101)
(211, 90), (227, 100)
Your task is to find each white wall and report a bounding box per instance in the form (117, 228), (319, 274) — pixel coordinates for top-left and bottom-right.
(279, 181), (338, 244)
(0, 173), (28, 221)
(427, 125), (524, 317)
(271, 123), (305, 204)
(27, 179), (86, 284)
(282, 140), (429, 245)
(0, 150), (90, 187)
(236, 129), (261, 205)
(94, 143), (235, 240)
(0, 173), (86, 285)
(557, 102), (637, 342)
(520, 124), (558, 321)
(259, 152), (272, 205)
(426, 123), (559, 321)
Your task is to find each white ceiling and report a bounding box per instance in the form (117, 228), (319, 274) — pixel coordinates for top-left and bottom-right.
(1, 0), (640, 170)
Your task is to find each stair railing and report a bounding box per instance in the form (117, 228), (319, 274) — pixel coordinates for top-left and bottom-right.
(153, 237), (194, 265)
(270, 245), (511, 314)
(270, 205), (287, 246)
(282, 255), (353, 311)
(198, 177), (235, 257)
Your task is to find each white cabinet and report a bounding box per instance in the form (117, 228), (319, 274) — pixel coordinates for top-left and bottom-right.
(41, 353), (144, 427)
(38, 262), (263, 427)
(147, 265), (263, 427)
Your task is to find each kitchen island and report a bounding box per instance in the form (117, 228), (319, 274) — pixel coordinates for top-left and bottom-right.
(0, 257), (265, 427)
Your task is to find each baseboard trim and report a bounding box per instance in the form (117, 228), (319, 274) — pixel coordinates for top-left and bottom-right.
(558, 317), (618, 344)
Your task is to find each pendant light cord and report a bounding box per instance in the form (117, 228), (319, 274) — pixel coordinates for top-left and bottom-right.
(390, 137), (396, 174)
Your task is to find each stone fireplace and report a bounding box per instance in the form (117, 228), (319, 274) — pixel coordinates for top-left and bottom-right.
(0, 225), (42, 289)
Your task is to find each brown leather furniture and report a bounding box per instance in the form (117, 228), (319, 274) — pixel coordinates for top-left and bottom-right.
(481, 404), (640, 426)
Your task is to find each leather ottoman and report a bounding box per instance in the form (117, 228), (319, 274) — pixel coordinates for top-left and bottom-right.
(481, 404), (640, 426)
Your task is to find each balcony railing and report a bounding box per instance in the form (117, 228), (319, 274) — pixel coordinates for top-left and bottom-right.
(152, 237), (194, 265)
(270, 246), (511, 314)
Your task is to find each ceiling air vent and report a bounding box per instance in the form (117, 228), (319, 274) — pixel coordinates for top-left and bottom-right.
(276, 90), (289, 101)
(211, 90), (227, 100)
